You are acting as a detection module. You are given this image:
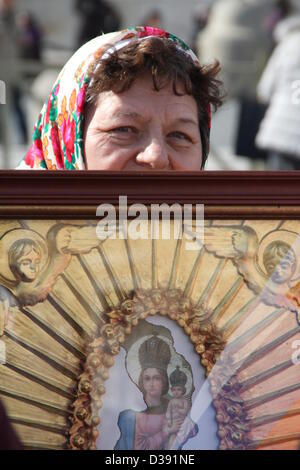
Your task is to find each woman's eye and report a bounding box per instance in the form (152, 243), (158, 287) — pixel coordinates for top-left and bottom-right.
(112, 127), (137, 134)
(168, 131), (191, 142)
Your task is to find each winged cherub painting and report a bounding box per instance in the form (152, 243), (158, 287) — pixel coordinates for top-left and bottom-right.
(204, 226), (300, 324)
(0, 224), (103, 335)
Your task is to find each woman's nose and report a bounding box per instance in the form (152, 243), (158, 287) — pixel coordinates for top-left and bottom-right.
(136, 136), (170, 170)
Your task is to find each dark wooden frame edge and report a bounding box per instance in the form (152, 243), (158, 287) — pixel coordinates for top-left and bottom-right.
(1, 171), (300, 218)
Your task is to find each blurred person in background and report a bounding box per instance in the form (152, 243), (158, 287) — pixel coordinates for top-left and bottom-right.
(196, 0), (276, 165)
(196, 0), (273, 99)
(0, 0), (18, 126)
(74, 0), (121, 48)
(139, 8), (163, 29)
(190, 2), (211, 53)
(0, 0), (14, 29)
(265, 0), (292, 38)
(255, 6), (300, 169)
(16, 11), (43, 64)
(0, 0), (28, 144)
(1, 1), (44, 147)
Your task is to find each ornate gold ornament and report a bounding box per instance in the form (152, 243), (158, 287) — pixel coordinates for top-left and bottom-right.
(69, 287), (228, 450)
(1, 219), (300, 450)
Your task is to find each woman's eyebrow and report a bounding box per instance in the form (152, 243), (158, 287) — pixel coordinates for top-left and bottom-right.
(111, 110), (147, 122)
(110, 112), (199, 127)
(170, 117), (199, 127)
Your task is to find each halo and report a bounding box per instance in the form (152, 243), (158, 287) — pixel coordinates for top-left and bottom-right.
(125, 333), (193, 398)
(257, 229), (300, 281)
(0, 229), (48, 282)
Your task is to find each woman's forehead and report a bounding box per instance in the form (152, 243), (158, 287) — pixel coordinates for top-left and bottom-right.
(93, 75), (199, 119)
(96, 73), (191, 98)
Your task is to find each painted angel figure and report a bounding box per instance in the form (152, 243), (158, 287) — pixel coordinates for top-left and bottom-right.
(204, 226), (300, 324)
(0, 224), (104, 334)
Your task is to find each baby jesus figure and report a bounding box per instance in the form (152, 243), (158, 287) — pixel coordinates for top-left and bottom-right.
(164, 366), (197, 450)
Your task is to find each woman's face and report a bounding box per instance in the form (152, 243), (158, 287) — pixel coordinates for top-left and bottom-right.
(142, 368), (164, 399)
(84, 75), (202, 170)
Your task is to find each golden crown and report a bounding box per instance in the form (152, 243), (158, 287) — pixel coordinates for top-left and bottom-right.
(139, 334), (171, 370)
(170, 366), (187, 387)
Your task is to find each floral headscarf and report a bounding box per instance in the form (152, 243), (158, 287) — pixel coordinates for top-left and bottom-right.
(18, 26), (211, 170)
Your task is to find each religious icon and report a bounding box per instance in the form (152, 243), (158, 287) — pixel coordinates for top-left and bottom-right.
(113, 321), (198, 450)
(0, 224), (103, 335)
(204, 227), (300, 324)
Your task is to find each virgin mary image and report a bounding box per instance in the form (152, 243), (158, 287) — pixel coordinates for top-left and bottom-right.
(114, 334), (198, 450)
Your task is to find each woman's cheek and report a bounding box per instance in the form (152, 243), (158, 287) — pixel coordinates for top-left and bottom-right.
(108, 146), (138, 169)
(97, 145), (136, 170)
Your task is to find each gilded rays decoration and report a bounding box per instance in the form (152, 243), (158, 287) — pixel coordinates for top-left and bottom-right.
(0, 219), (300, 450)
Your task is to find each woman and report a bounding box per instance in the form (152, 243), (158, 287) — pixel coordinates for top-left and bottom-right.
(18, 26), (223, 171)
(256, 12), (300, 169)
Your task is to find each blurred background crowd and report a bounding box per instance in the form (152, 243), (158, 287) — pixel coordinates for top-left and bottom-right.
(1, 0), (300, 170)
